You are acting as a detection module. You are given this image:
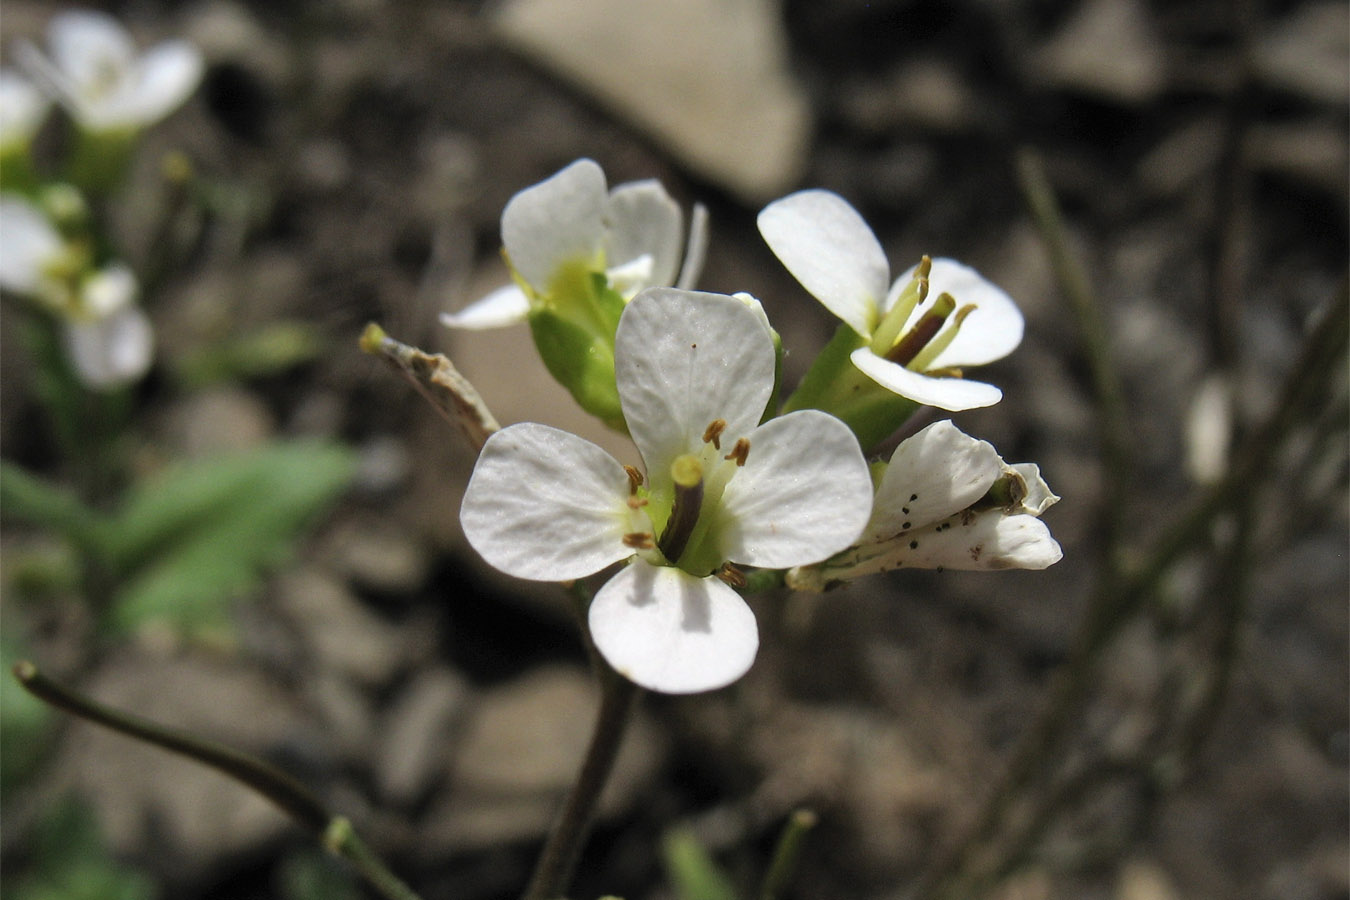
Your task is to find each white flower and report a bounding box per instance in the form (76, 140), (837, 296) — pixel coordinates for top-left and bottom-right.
(0, 194), (153, 389)
(0, 70), (50, 149)
(441, 158), (708, 330)
(460, 287), (874, 693)
(788, 420), (1062, 589)
(758, 189), (1023, 411)
(18, 10), (203, 133)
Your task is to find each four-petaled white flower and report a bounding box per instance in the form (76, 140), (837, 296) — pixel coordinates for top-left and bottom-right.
(460, 287), (874, 693)
(759, 189), (1024, 411)
(0, 69), (51, 150)
(0, 194), (153, 389)
(788, 420), (1062, 590)
(18, 10), (203, 133)
(441, 158), (708, 330)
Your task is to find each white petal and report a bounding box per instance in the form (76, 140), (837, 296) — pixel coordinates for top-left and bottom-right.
(850, 348), (1004, 411)
(115, 40), (202, 127)
(588, 561), (758, 693)
(865, 420), (1004, 542)
(0, 196), (62, 294)
(605, 180), (682, 290)
(851, 511), (1061, 574)
(675, 202), (709, 290)
(460, 423), (634, 581)
(65, 305), (153, 389)
(80, 263), (138, 317)
(1010, 463), (1060, 515)
(440, 284), (531, 329)
(0, 70), (50, 145)
(917, 258), (1023, 367)
(501, 158), (607, 290)
(616, 288), (775, 486)
(757, 190), (889, 338)
(47, 11), (136, 95)
(718, 410), (873, 568)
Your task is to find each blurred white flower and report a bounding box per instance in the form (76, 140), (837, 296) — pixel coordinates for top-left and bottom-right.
(0, 193), (153, 388)
(759, 189), (1024, 411)
(0, 69), (50, 150)
(788, 420), (1062, 590)
(18, 9), (203, 133)
(441, 158), (708, 330)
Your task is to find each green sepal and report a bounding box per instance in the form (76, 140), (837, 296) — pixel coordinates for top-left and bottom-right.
(782, 322), (920, 453)
(529, 309), (627, 433)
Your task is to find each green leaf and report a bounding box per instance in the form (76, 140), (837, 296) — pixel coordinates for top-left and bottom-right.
(9, 798), (157, 900)
(662, 827), (740, 900)
(105, 440), (358, 636)
(0, 461), (108, 554)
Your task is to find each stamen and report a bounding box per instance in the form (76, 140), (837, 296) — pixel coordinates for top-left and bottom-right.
(626, 496), (649, 509)
(716, 563), (747, 589)
(724, 437), (751, 467)
(870, 255), (932, 353)
(624, 465), (644, 494)
(908, 303), (976, 373)
(702, 418), (727, 450)
(883, 292), (955, 367)
(657, 455), (704, 564)
(622, 532), (655, 549)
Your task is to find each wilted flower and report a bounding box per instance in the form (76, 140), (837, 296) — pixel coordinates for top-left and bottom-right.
(0, 193), (153, 388)
(18, 9), (203, 133)
(460, 288), (873, 693)
(759, 189), (1023, 412)
(787, 420), (1062, 590)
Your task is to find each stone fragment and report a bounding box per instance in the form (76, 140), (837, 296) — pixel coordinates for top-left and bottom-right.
(1029, 0), (1166, 103)
(490, 0), (811, 201)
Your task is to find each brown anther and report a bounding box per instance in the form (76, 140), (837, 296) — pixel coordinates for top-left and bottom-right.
(702, 418), (727, 450)
(716, 563), (747, 589)
(626, 496), (649, 509)
(724, 437), (751, 467)
(622, 532), (655, 550)
(624, 465), (644, 494)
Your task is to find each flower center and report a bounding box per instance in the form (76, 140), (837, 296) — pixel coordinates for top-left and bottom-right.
(870, 256), (977, 375)
(652, 418), (752, 575)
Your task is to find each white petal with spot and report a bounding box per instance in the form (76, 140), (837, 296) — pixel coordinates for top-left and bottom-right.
(718, 410), (873, 568)
(460, 422), (635, 581)
(865, 420), (1003, 542)
(850, 348), (1003, 411)
(588, 561), (758, 694)
(616, 288), (775, 485)
(758, 189), (888, 338)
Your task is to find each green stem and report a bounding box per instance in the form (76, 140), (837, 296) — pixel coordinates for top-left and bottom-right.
(13, 661), (424, 900)
(759, 809), (818, 900)
(521, 665), (640, 900)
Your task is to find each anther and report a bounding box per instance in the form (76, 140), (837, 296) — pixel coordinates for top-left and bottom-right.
(623, 532), (655, 549)
(716, 563), (747, 589)
(624, 465), (644, 495)
(626, 496), (649, 509)
(724, 437), (751, 467)
(702, 418), (727, 450)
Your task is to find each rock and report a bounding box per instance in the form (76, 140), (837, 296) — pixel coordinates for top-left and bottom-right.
(1255, 3), (1349, 105)
(320, 515), (431, 596)
(375, 666), (470, 807)
(1029, 0), (1166, 103)
(419, 666), (660, 851)
(47, 650), (316, 865)
(273, 568), (409, 686)
(160, 386), (275, 458)
(490, 0), (811, 201)
(1116, 860), (1182, 900)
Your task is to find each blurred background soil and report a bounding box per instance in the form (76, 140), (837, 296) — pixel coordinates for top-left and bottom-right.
(1, 0), (1346, 898)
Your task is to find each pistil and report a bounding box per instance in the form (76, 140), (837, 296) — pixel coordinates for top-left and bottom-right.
(656, 454), (704, 564)
(884, 292), (955, 367)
